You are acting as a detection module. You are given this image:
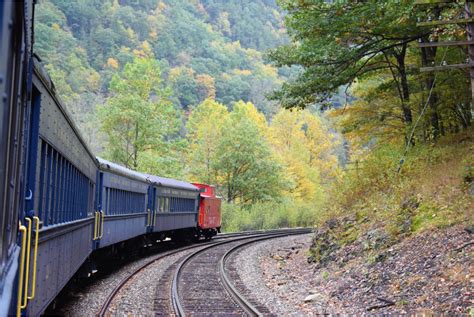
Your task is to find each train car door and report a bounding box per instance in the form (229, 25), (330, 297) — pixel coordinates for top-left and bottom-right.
(93, 171), (104, 248)
(146, 186), (156, 233)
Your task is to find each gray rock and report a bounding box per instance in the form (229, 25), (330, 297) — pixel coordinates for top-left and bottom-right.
(364, 228), (390, 251)
(304, 293), (325, 305)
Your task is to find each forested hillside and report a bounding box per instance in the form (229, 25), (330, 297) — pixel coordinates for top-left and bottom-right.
(35, 0), (341, 230)
(35, 0), (288, 151)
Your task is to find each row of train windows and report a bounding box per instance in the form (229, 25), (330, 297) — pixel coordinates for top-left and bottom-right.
(38, 142), (94, 226)
(103, 187), (146, 215)
(35, 143), (195, 223)
(157, 197), (195, 213)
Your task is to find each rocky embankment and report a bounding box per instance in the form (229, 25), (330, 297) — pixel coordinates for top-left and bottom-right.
(258, 223), (472, 315)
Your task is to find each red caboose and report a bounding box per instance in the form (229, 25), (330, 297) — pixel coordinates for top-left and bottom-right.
(193, 183), (222, 239)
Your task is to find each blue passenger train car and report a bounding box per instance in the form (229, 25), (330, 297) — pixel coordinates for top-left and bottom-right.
(24, 58), (98, 316)
(147, 175), (200, 239)
(96, 158), (149, 248)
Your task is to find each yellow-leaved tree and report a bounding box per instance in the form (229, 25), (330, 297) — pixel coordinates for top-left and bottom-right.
(300, 111), (341, 182)
(232, 100), (268, 135)
(268, 109), (340, 203)
(186, 99), (229, 184)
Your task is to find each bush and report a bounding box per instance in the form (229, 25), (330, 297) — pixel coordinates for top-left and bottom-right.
(221, 198), (323, 232)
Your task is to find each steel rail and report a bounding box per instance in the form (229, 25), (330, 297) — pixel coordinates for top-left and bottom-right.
(219, 229), (313, 316)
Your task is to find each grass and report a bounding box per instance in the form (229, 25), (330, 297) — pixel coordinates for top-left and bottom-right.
(318, 128), (474, 252)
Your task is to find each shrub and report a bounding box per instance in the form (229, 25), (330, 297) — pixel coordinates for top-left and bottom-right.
(221, 198), (323, 232)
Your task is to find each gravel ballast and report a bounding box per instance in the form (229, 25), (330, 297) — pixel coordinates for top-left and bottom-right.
(55, 244), (209, 316)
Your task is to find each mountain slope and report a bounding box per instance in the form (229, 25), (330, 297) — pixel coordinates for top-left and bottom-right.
(35, 0), (288, 150)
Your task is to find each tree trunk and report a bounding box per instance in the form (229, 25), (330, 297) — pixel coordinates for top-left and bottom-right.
(133, 122), (139, 170)
(206, 146), (211, 184)
(227, 174), (232, 203)
(395, 45), (413, 125)
(420, 43), (441, 139)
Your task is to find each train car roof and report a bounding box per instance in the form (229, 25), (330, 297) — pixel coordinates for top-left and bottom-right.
(96, 157), (149, 183)
(33, 56), (98, 165)
(97, 157), (198, 190)
(146, 174), (199, 191)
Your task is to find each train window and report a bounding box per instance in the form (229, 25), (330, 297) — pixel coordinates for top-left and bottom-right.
(107, 188), (110, 213)
(89, 181), (94, 216)
(37, 141), (92, 226)
(110, 188), (114, 214)
(104, 187), (146, 215)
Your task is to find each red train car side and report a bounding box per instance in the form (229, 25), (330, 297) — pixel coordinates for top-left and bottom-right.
(193, 183), (222, 239)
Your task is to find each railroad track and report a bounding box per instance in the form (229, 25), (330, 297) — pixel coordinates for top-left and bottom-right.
(98, 228), (312, 316)
(171, 228), (311, 316)
(97, 242), (215, 316)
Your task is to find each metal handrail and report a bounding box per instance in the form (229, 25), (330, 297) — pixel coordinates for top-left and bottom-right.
(27, 216), (40, 300)
(21, 218), (32, 309)
(16, 223), (27, 317)
(93, 212), (99, 240)
(99, 211), (104, 239)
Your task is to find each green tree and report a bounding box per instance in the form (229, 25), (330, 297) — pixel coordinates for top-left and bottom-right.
(214, 102), (281, 203)
(169, 66), (199, 108)
(269, 1), (425, 126)
(215, 73), (251, 106)
(98, 53), (182, 176)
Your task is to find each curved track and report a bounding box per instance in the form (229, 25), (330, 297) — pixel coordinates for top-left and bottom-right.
(98, 240), (219, 316)
(171, 228), (311, 316)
